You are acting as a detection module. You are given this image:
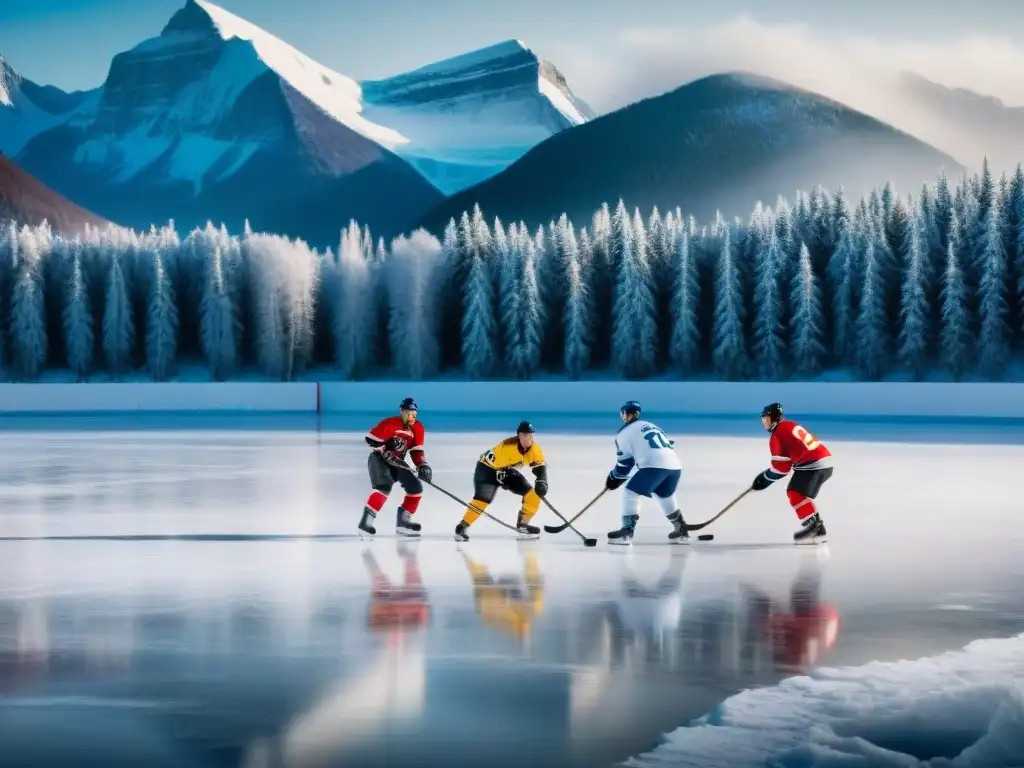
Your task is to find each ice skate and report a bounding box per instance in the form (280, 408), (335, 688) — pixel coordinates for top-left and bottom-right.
(396, 506), (421, 537)
(794, 513), (827, 545)
(516, 511), (540, 541)
(358, 507), (377, 539)
(454, 521), (470, 542)
(666, 510), (690, 544)
(608, 514), (639, 546)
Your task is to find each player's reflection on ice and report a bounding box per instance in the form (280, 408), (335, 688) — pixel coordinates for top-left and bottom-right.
(459, 542), (545, 648)
(264, 539), (430, 768)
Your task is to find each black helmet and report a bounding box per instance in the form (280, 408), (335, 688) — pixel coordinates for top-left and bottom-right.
(517, 420), (536, 434)
(619, 400), (642, 418)
(761, 402), (783, 424)
(399, 397), (418, 411)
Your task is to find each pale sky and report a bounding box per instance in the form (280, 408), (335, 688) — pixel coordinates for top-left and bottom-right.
(2, 0), (1024, 112)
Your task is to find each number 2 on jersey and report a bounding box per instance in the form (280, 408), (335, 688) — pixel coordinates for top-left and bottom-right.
(792, 425), (820, 450)
(644, 429), (672, 450)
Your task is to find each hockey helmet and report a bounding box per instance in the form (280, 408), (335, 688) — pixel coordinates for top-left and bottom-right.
(620, 400), (642, 420)
(517, 420), (536, 434)
(399, 397), (418, 412)
(761, 402), (783, 424)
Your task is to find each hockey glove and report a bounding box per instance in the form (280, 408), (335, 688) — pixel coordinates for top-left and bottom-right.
(751, 472), (773, 491)
(605, 473), (627, 491)
(417, 463), (432, 483)
(534, 479), (548, 498)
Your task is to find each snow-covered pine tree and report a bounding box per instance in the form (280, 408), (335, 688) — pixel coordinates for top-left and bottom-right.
(610, 209), (658, 377)
(146, 251), (178, 381)
(563, 221), (591, 379)
(1004, 164), (1024, 344)
(505, 235), (543, 379)
(897, 211), (930, 378)
(854, 241), (888, 380)
(711, 227), (746, 379)
(940, 210), (972, 378)
(827, 217), (857, 366)
(789, 242), (826, 377)
(102, 251), (134, 375)
(752, 227), (785, 379)
(388, 229), (442, 379)
(669, 228), (700, 375)
(331, 223), (374, 378)
(461, 246), (498, 379)
(934, 170), (953, 250)
(62, 242), (93, 379)
(976, 200), (1010, 376)
(199, 247), (240, 381)
(9, 227), (47, 380)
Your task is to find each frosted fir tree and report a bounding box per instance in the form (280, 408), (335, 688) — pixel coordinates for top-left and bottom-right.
(854, 241), (888, 381)
(332, 223), (374, 379)
(9, 230), (47, 380)
(62, 243), (94, 379)
(669, 228), (700, 375)
(499, 225), (523, 373)
(102, 251), (134, 375)
(752, 227), (785, 380)
(199, 247), (240, 381)
(940, 213), (972, 378)
(146, 251), (179, 381)
(611, 209), (658, 377)
(976, 202), (1010, 377)
(506, 237), (543, 379)
(387, 229), (442, 379)
(789, 242), (826, 377)
(563, 224), (592, 379)
(934, 170), (953, 250)
(897, 214), (930, 379)
(246, 235), (287, 379)
(461, 250), (498, 379)
(827, 221), (857, 365)
(711, 228), (746, 380)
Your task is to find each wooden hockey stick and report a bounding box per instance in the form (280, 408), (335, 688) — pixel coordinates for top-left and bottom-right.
(543, 489), (607, 534)
(383, 456), (521, 534)
(682, 488), (752, 531)
(539, 497), (598, 547)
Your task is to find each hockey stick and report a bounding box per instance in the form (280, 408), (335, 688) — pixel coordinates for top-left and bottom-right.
(543, 489), (607, 535)
(539, 497), (598, 547)
(682, 488), (752, 532)
(382, 456), (521, 534)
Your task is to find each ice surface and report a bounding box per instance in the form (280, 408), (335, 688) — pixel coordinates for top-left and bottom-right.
(0, 414), (1021, 767)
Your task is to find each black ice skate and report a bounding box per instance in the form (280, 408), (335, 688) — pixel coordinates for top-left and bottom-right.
(608, 513), (639, 545)
(358, 507), (377, 538)
(454, 521), (470, 542)
(794, 513), (827, 544)
(516, 511), (540, 540)
(666, 510), (690, 543)
(396, 507), (422, 537)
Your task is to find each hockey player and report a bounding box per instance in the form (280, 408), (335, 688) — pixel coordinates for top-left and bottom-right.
(605, 401), (690, 544)
(359, 397), (432, 538)
(453, 421), (548, 542)
(751, 402), (833, 543)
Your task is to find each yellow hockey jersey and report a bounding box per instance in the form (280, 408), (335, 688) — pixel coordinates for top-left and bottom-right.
(479, 437), (547, 472)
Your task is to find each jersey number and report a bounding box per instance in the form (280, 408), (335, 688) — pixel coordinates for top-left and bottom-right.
(644, 430), (672, 450)
(792, 425), (820, 450)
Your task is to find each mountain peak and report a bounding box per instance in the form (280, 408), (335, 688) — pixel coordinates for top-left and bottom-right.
(0, 55), (19, 107)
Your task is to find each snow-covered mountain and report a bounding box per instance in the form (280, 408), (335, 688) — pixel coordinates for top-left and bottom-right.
(419, 72), (963, 235)
(0, 154), (110, 235)
(6, 0), (590, 243)
(0, 55), (92, 156)
(13, 0), (444, 246)
(361, 39), (593, 194)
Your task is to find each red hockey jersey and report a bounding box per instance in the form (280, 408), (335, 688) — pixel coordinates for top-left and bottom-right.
(366, 416), (427, 466)
(768, 419), (832, 474)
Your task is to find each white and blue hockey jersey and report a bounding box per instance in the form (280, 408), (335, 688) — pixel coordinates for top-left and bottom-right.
(612, 420), (682, 478)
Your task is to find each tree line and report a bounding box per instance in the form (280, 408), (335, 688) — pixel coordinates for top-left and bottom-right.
(0, 159), (1022, 382)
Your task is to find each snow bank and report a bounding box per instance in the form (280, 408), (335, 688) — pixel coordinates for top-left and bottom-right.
(318, 381), (1024, 419)
(0, 383), (315, 412)
(624, 633), (1024, 768)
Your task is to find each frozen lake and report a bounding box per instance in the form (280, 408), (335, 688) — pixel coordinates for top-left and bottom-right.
(0, 414), (1022, 767)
